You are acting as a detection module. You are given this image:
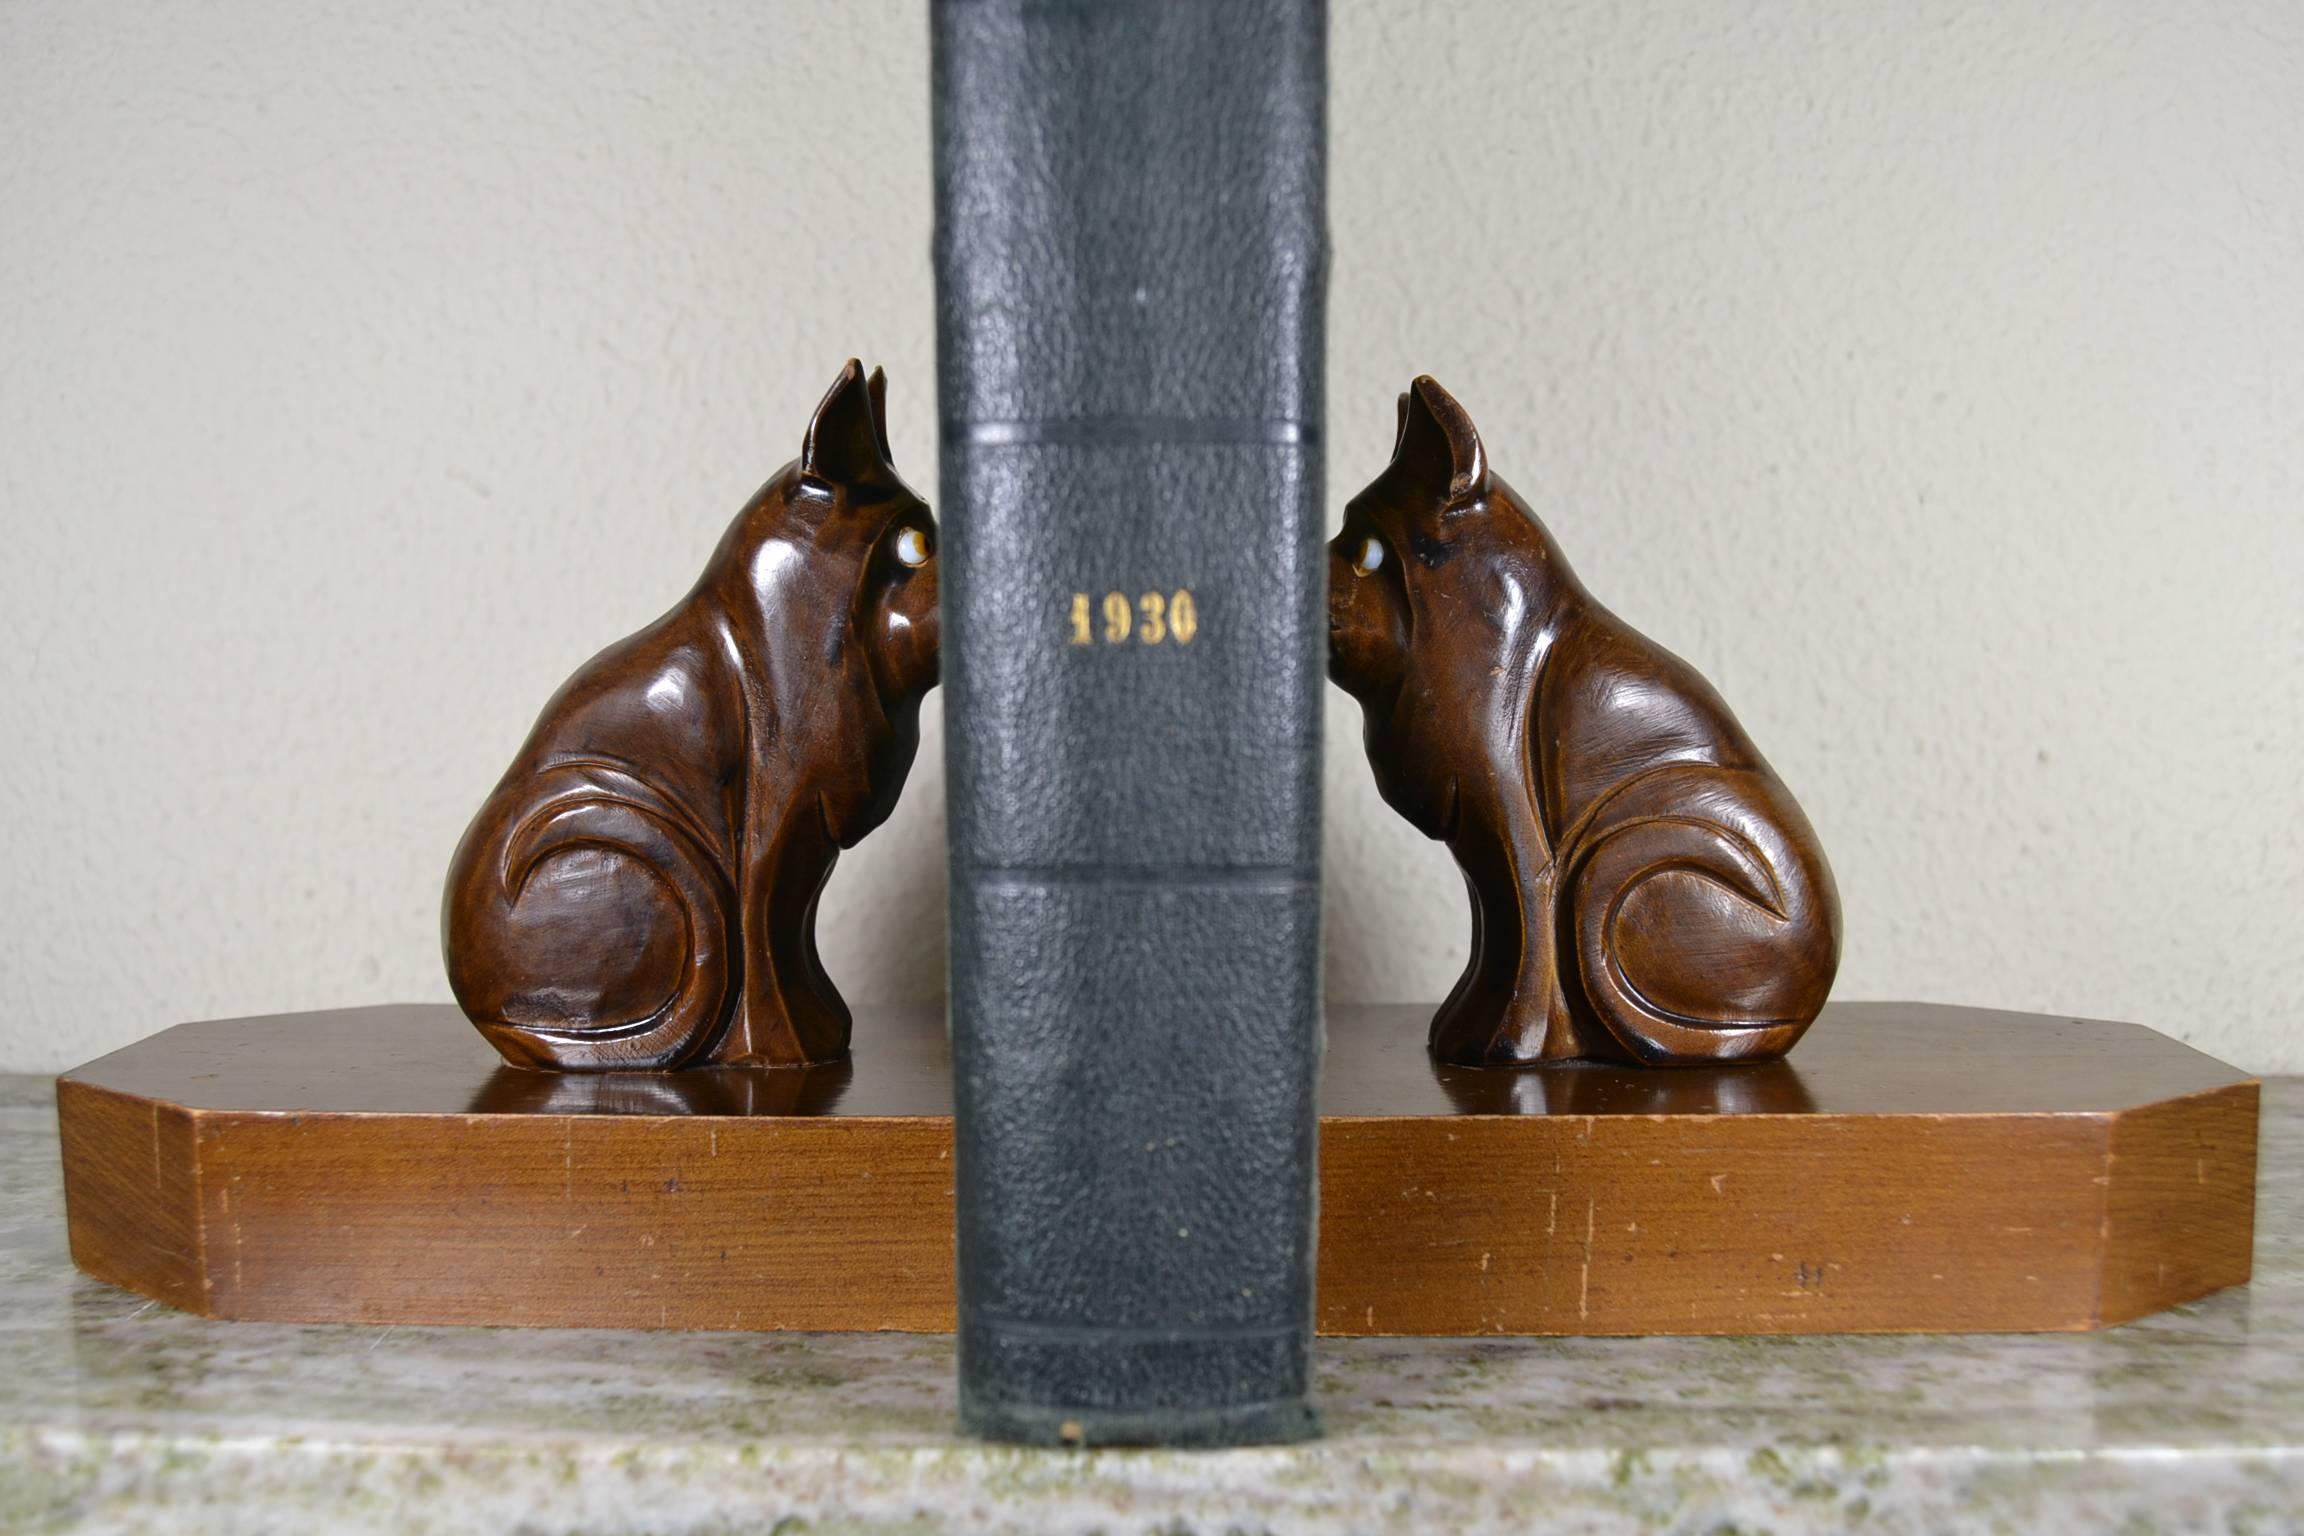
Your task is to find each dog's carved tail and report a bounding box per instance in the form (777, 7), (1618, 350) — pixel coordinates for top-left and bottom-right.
(1561, 762), (1840, 1065)
(445, 762), (737, 1070)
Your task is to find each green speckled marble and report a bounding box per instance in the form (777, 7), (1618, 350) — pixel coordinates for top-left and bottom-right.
(3, 1076), (2299, 1534)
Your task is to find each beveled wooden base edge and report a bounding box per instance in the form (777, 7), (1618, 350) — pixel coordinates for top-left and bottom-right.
(57, 1080), (209, 1317)
(58, 1078), (2259, 1338)
(2097, 1082), (2260, 1327)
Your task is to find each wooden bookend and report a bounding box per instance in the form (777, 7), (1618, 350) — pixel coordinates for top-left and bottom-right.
(56, 1002), (2256, 1336)
(1329, 376), (1841, 1068)
(442, 361), (939, 1071)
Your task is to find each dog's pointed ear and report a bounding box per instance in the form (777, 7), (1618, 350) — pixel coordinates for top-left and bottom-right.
(865, 366), (894, 466)
(1394, 375), (1487, 500)
(1392, 391), (1411, 456)
(802, 359), (885, 481)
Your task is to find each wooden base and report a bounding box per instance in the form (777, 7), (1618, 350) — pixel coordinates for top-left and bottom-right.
(58, 1002), (2257, 1336)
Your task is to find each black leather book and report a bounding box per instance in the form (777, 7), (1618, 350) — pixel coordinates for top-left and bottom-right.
(933, 0), (1327, 1447)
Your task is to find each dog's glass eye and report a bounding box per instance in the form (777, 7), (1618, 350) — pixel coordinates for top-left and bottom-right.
(1354, 536), (1385, 575)
(894, 527), (930, 568)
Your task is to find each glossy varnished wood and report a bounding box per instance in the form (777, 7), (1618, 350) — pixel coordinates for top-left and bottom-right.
(442, 360), (939, 1071)
(1329, 377), (1840, 1067)
(58, 1002), (2255, 1336)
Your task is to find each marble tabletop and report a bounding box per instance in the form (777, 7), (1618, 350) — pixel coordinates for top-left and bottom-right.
(3, 1074), (2298, 1535)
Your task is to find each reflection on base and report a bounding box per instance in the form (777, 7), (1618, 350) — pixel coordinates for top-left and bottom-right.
(1430, 1055), (1816, 1117)
(469, 1058), (856, 1117)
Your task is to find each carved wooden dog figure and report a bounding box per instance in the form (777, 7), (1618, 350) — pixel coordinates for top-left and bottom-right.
(444, 361), (939, 1070)
(1328, 377), (1840, 1067)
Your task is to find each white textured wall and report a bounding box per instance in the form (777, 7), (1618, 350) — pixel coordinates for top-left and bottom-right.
(3, 2), (2298, 1074)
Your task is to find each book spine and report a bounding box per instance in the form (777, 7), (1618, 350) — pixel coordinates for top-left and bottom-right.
(933, 0), (1327, 1447)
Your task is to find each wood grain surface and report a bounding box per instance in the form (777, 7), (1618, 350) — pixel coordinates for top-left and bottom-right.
(58, 1002), (2257, 1335)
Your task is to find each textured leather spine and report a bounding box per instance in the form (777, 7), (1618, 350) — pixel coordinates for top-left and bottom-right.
(933, 0), (1327, 1447)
